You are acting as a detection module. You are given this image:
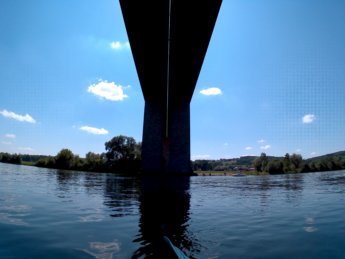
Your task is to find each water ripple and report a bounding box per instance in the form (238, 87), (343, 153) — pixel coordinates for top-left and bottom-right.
(80, 240), (121, 259)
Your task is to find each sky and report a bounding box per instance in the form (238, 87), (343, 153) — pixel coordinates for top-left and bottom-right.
(1, 0), (345, 160)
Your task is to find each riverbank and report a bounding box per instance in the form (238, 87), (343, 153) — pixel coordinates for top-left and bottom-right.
(194, 170), (268, 176)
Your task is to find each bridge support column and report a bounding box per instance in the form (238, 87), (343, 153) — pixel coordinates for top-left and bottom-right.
(119, 0), (222, 174)
(141, 101), (191, 174)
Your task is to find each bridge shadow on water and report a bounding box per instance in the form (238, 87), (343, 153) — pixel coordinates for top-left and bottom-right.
(132, 175), (197, 259)
(54, 170), (198, 257)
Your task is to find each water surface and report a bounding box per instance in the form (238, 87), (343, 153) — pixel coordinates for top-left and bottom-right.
(1, 162), (345, 258)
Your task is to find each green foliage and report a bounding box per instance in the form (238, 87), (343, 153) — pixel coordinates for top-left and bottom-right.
(303, 155), (345, 173)
(4, 135), (345, 176)
(283, 153), (291, 173)
(19, 154), (47, 163)
(0, 152), (21, 164)
(105, 135), (140, 161)
(192, 156), (257, 171)
(252, 153), (305, 174)
(35, 156), (56, 168)
(290, 154), (303, 172)
(193, 160), (213, 171)
(55, 149), (75, 169)
(104, 135), (141, 173)
(266, 159), (283, 175)
(33, 135), (142, 173)
(253, 153), (268, 172)
(84, 152), (105, 171)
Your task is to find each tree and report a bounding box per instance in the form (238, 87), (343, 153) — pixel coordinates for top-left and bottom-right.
(85, 152), (105, 171)
(105, 135), (138, 161)
(0, 152), (21, 164)
(35, 156), (56, 168)
(267, 160), (283, 174)
(283, 153), (291, 173)
(253, 153), (268, 172)
(55, 149), (75, 169)
(104, 135), (141, 173)
(290, 153), (303, 172)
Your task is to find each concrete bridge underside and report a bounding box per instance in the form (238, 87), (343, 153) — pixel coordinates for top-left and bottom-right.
(120, 0), (222, 174)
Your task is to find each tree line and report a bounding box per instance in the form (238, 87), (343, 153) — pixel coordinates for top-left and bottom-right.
(253, 152), (345, 174)
(1, 135), (142, 174)
(0, 152), (21, 164)
(193, 152), (345, 175)
(2, 136), (345, 175)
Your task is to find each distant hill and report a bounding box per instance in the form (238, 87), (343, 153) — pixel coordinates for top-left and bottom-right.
(306, 151), (345, 162)
(192, 151), (345, 172)
(193, 155), (263, 171)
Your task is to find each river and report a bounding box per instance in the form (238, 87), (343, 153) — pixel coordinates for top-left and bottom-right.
(1, 162), (345, 258)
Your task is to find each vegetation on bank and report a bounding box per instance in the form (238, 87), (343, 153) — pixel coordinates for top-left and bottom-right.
(1, 135), (141, 174)
(193, 151), (345, 175)
(1, 135), (345, 175)
(0, 152), (21, 164)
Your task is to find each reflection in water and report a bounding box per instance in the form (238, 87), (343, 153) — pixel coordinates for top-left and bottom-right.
(80, 240), (121, 259)
(238, 174), (304, 208)
(104, 175), (140, 217)
(318, 171), (345, 190)
(2, 163), (345, 258)
(55, 169), (81, 198)
(132, 176), (196, 258)
(303, 216), (318, 233)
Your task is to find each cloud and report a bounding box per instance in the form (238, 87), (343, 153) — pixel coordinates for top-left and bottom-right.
(80, 126), (109, 135)
(0, 110), (36, 123)
(257, 139), (265, 144)
(200, 87), (222, 96)
(260, 145), (271, 150)
(2, 141), (12, 145)
(110, 41), (130, 50)
(88, 80), (129, 101)
(296, 148), (302, 153)
(191, 154), (211, 160)
(245, 146), (253, 150)
(302, 114), (316, 124)
(310, 152), (317, 156)
(5, 134), (16, 139)
(223, 142), (229, 146)
(18, 147), (34, 152)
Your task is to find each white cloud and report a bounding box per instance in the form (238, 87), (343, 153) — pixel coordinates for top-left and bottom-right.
(245, 146), (253, 150)
(111, 41), (121, 49)
(258, 139), (265, 144)
(310, 152), (317, 156)
(88, 80), (128, 101)
(296, 148), (302, 153)
(191, 154), (211, 160)
(5, 134), (16, 139)
(2, 141), (12, 145)
(18, 147), (34, 152)
(0, 110), (36, 123)
(110, 41), (130, 50)
(80, 126), (109, 135)
(200, 87), (222, 96)
(302, 114), (316, 124)
(260, 145), (271, 150)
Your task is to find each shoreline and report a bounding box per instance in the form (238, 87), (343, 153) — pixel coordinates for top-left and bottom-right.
(194, 170), (267, 176)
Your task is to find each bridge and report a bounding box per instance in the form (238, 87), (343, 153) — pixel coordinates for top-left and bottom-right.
(119, 0), (222, 174)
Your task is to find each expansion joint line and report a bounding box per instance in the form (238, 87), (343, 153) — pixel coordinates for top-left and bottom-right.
(165, 0), (172, 138)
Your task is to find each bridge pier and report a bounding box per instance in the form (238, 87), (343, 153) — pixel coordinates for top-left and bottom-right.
(141, 101), (191, 174)
(119, 0), (222, 174)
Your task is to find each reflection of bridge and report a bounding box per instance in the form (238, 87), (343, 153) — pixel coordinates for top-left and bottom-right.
(120, 0), (222, 173)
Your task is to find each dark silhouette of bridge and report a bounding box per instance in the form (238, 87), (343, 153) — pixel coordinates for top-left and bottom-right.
(120, 0), (222, 174)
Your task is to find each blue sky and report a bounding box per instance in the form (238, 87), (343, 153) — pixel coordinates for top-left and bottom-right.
(1, 0), (345, 160)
